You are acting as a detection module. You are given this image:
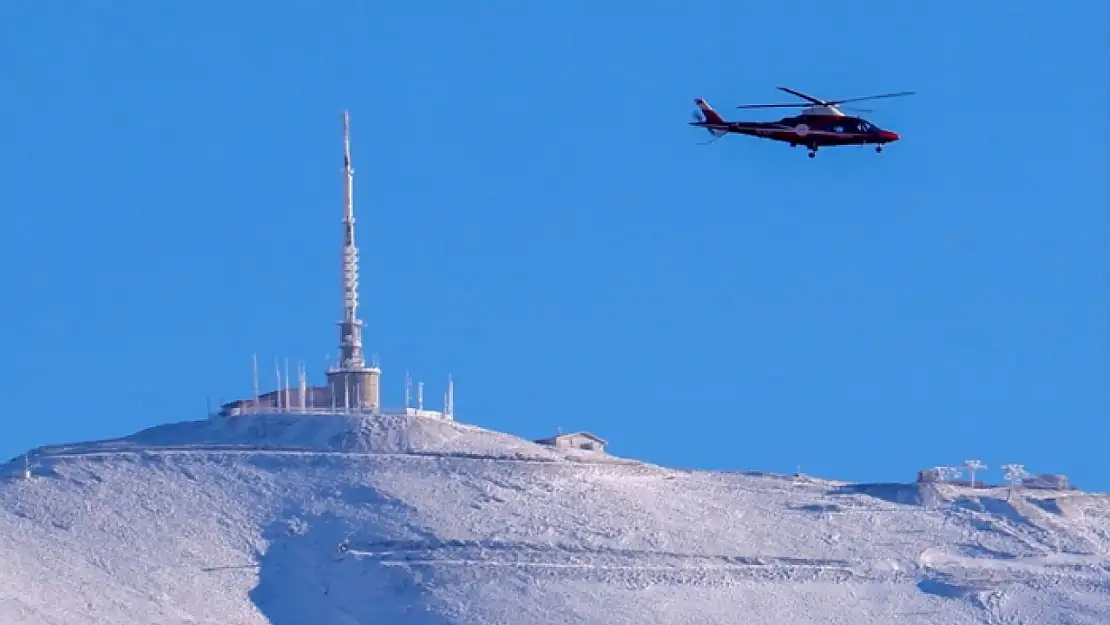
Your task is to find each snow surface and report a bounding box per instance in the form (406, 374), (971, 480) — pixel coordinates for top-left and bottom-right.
(3, 412), (1110, 624)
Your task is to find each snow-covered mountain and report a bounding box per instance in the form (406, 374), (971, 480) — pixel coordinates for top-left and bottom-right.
(2, 412), (1109, 624)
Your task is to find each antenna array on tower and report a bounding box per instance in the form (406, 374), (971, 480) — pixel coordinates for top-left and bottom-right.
(210, 111), (456, 423)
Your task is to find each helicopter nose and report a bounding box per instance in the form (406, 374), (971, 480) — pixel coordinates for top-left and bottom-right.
(878, 130), (900, 142)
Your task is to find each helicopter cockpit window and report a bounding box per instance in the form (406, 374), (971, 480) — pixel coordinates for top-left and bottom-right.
(858, 120), (877, 132)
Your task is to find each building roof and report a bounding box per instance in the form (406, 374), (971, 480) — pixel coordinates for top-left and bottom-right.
(220, 386), (334, 411)
(534, 431), (607, 446)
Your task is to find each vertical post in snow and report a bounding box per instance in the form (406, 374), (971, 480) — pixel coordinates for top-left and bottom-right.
(444, 374), (454, 420)
(417, 381), (424, 411)
(295, 362), (301, 411)
(1002, 464), (1027, 500)
(284, 358), (291, 412)
(252, 353), (260, 409)
(404, 370), (411, 410)
(274, 357), (282, 411)
(298, 362), (307, 411)
(963, 460), (986, 489)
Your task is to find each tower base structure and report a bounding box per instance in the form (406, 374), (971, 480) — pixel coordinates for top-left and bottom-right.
(326, 366), (381, 414)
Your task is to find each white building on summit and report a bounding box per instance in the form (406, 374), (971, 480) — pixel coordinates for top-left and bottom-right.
(534, 432), (607, 453)
(217, 112), (453, 421)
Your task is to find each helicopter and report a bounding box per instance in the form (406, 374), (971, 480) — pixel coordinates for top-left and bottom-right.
(689, 86), (914, 158)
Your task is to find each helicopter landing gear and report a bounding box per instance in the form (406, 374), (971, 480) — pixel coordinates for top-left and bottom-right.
(807, 146), (817, 158)
(875, 145), (883, 153)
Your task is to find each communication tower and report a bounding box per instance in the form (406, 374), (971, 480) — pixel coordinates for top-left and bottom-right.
(325, 111), (381, 413)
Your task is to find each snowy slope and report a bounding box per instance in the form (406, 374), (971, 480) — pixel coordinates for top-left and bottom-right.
(2, 413), (1110, 624)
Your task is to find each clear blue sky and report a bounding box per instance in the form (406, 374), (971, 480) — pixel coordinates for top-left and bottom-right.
(2, 3), (1107, 489)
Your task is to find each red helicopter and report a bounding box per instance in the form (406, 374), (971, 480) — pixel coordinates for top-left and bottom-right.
(689, 86), (914, 158)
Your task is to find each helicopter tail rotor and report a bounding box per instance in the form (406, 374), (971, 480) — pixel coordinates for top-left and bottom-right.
(690, 99), (728, 144)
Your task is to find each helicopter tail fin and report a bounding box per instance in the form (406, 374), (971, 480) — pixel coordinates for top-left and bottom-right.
(693, 98), (726, 125)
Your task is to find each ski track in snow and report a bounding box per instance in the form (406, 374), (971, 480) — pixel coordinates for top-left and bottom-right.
(340, 538), (866, 581)
(3, 412), (1110, 625)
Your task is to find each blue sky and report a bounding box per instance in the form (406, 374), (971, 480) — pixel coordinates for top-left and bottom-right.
(1, 2), (1107, 489)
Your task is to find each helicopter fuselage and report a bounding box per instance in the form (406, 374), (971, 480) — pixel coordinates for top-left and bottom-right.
(695, 113), (899, 148)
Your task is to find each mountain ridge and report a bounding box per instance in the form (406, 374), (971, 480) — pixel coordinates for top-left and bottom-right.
(3, 413), (1109, 624)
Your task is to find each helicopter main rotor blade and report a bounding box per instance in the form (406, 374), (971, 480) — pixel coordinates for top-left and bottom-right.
(735, 103), (814, 109)
(776, 86), (827, 105)
(827, 91), (916, 105)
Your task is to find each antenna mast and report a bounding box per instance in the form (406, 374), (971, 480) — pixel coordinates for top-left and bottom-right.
(444, 374), (454, 420)
(339, 110), (364, 370)
(405, 369), (412, 409)
(252, 353), (260, 405)
(298, 361), (307, 411)
(325, 111), (381, 415)
(284, 358), (291, 410)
